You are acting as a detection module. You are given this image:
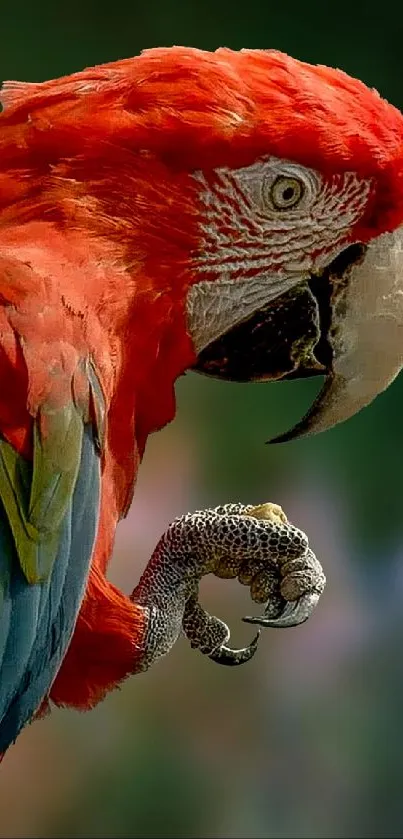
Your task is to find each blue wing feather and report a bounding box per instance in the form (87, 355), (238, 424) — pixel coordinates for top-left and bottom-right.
(0, 425), (100, 752)
(0, 527), (16, 677)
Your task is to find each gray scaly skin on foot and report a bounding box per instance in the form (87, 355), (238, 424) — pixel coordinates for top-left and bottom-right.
(132, 502), (326, 669)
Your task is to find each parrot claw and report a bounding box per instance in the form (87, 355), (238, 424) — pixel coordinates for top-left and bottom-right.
(208, 630), (261, 666)
(132, 502), (325, 672)
(243, 591), (321, 629)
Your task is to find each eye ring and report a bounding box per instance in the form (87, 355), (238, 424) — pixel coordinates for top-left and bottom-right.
(268, 175), (305, 210)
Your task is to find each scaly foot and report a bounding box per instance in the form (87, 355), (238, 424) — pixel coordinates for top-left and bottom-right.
(132, 502), (326, 670)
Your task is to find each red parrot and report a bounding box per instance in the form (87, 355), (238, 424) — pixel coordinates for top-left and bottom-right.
(0, 46), (402, 755)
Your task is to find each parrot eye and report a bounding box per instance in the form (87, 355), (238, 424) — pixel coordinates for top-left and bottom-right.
(269, 175), (305, 210)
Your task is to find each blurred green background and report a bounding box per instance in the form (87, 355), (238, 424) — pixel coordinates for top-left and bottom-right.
(1, 1), (403, 837)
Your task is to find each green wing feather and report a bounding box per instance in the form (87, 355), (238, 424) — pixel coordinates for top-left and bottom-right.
(0, 366), (106, 586)
(0, 403), (84, 584)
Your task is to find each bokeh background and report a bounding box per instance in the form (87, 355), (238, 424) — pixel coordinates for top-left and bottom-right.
(1, 1), (403, 836)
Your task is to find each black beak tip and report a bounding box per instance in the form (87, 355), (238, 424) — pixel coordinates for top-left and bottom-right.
(266, 422), (310, 445)
(266, 432), (293, 445)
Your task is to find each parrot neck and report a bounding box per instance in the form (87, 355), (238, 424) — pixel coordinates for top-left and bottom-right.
(0, 138), (204, 468)
(0, 214), (197, 469)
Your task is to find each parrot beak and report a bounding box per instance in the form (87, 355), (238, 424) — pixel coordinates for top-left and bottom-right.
(194, 225), (403, 441)
(270, 225), (403, 442)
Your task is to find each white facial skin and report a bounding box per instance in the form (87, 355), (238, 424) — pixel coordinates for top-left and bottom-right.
(187, 156), (372, 353)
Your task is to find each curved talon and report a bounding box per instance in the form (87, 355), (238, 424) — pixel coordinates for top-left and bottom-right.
(243, 591), (321, 629)
(208, 630), (261, 666)
(182, 596), (261, 666)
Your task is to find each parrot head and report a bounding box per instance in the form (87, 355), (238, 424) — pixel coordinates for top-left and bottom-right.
(1, 46), (403, 444)
(181, 49), (403, 440)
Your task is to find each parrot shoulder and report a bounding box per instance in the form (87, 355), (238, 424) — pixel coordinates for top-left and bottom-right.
(0, 252), (108, 586)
